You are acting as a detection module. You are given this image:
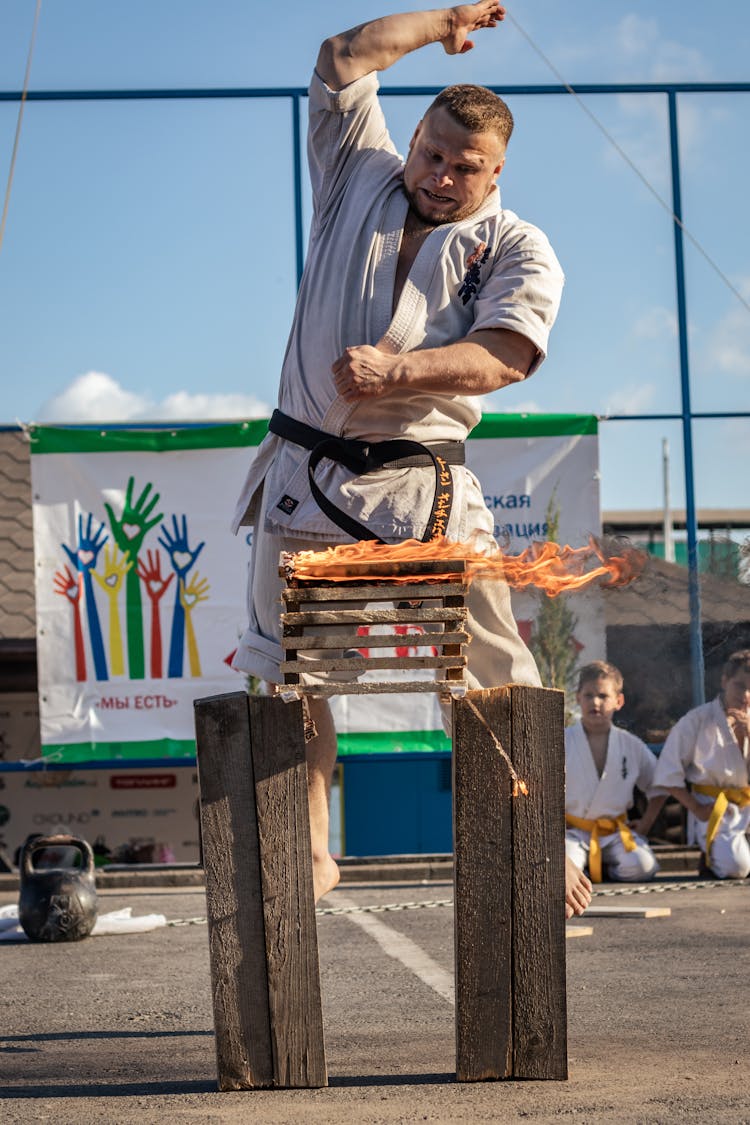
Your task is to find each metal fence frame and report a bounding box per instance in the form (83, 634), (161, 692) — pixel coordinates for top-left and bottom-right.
(3, 79), (750, 705)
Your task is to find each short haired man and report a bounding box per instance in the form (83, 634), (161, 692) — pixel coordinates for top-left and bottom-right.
(232, 2), (590, 918)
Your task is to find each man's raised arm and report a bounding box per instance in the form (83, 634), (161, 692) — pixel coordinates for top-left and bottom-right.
(316, 1), (505, 91)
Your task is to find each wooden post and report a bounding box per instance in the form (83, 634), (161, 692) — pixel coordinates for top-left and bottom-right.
(453, 685), (568, 1082)
(194, 691), (327, 1091)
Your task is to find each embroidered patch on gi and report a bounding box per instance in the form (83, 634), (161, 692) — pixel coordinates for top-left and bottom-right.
(458, 241), (492, 305)
(277, 494), (299, 515)
(621, 756), (629, 779)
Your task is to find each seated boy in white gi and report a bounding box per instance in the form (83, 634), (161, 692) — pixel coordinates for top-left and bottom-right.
(653, 649), (750, 879)
(565, 661), (665, 883)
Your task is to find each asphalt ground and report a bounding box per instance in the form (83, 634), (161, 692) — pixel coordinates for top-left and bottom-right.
(1, 875), (749, 1124)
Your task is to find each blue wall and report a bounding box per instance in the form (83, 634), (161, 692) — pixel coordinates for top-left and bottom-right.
(340, 752), (453, 856)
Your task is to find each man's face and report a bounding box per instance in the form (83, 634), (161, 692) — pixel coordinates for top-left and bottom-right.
(402, 105), (505, 225)
(577, 676), (624, 734)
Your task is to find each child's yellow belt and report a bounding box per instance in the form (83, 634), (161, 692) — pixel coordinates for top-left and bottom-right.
(565, 814), (636, 883)
(691, 784), (750, 864)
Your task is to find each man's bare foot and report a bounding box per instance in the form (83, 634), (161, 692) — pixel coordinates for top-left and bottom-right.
(313, 852), (340, 903)
(565, 856), (592, 918)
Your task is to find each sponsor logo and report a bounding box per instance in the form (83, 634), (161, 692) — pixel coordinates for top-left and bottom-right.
(32, 810), (100, 827)
(110, 774), (177, 790)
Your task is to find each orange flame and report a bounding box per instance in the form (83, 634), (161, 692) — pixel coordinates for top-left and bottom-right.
(287, 535), (646, 596)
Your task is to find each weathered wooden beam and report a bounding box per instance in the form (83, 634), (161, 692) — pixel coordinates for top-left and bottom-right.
(281, 581), (467, 603)
(453, 687), (513, 1081)
(284, 557), (467, 581)
(282, 606), (467, 626)
(248, 695), (328, 1089)
(283, 679), (464, 696)
(453, 685), (567, 1082)
(194, 691), (327, 1090)
(281, 654), (466, 673)
(509, 686), (568, 1080)
(194, 691), (274, 1091)
(286, 630), (469, 650)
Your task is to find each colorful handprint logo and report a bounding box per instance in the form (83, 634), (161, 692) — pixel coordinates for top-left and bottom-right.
(55, 477), (210, 683)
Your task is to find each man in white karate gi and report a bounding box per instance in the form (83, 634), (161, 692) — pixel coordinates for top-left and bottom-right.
(232, 1), (591, 917)
(565, 661), (665, 883)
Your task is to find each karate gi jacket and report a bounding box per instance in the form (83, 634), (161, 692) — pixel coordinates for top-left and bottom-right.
(232, 70), (564, 543)
(565, 721), (659, 823)
(653, 697), (749, 796)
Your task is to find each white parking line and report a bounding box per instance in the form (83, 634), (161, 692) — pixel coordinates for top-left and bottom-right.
(334, 895), (455, 1005)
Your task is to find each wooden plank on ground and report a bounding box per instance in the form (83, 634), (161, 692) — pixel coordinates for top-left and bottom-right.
(453, 688), (513, 1082)
(194, 691), (274, 1091)
(511, 685), (568, 1081)
(566, 925), (594, 938)
(584, 905), (671, 918)
(249, 695), (327, 1089)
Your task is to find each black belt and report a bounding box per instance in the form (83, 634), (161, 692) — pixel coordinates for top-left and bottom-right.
(268, 408), (464, 543)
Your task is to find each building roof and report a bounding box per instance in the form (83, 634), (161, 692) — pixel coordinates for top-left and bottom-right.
(602, 555), (750, 628)
(0, 429), (34, 640)
(603, 508), (750, 533)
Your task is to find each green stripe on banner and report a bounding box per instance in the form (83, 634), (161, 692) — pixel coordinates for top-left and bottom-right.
(41, 732), (448, 762)
(30, 414), (595, 454)
(472, 414), (597, 438)
(43, 739), (196, 763)
(29, 421), (268, 455)
(336, 730), (452, 755)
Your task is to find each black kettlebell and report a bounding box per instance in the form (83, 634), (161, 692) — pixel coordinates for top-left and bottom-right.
(19, 834), (98, 942)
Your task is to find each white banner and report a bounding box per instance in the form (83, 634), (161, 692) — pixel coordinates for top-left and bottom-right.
(30, 417), (601, 760)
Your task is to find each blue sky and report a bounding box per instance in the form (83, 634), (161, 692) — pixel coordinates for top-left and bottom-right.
(1, 1), (748, 513)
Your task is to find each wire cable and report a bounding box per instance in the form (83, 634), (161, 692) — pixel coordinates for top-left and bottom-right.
(506, 9), (750, 319)
(0, 0), (43, 258)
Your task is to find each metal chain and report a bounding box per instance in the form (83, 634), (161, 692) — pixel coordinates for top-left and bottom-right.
(164, 878), (748, 926)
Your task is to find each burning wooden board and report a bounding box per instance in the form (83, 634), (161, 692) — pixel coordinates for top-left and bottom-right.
(281, 535), (646, 596)
(280, 553), (469, 696)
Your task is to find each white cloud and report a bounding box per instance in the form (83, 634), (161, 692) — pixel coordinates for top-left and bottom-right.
(37, 371), (272, 423)
(613, 14), (712, 81)
(615, 13), (659, 59)
(541, 12), (713, 84)
(603, 382), (657, 416)
(633, 306), (678, 340)
(698, 278), (750, 379)
(478, 393), (542, 414)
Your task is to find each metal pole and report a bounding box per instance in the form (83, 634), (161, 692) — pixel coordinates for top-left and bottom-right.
(668, 91), (704, 705)
(292, 94), (305, 288)
(662, 438), (675, 563)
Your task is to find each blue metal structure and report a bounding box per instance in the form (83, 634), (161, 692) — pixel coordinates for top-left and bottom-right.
(2, 79), (750, 705)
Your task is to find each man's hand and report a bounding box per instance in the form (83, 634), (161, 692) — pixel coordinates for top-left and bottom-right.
(332, 345), (397, 401)
(333, 327), (534, 401)
(442, 2), (505, 56)
(727, 706), (750, 751)
(318, 2), (506, 90)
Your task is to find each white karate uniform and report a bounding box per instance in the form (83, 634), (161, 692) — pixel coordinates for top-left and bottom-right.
(565, 722), (660, 881)
(232, 69), (563, 685)
(653, 698), (750, 879)
(232, 70), (564, 544)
